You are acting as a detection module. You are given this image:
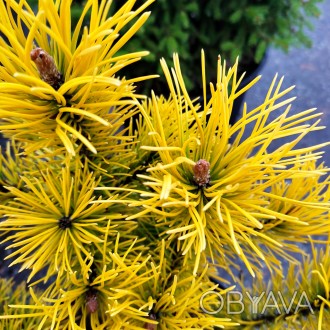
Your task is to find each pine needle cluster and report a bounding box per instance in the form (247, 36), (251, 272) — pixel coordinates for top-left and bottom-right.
(217, 242), (330, 329)
(0, 0), (329, 329)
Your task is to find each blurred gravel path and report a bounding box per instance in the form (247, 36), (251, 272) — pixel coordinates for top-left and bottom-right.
(242, 0), (330, 156)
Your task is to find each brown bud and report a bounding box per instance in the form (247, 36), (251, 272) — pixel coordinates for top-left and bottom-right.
(193, 159), (210, 187)
(30, 47), (63, 90)
(144, 313), (157, 329)
(86, 289), (98, 314)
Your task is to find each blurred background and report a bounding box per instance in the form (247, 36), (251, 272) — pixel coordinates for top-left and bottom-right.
(242, 0), (330, 157)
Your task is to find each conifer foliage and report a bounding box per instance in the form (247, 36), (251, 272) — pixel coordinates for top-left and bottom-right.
(0, 1), (329, 329)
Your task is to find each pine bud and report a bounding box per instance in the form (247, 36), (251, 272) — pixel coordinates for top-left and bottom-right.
(144, 313), (157, 329)
(193, 159), (211, 187)
(30, 47), (63, 90)
(86, 289), (98, 314)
